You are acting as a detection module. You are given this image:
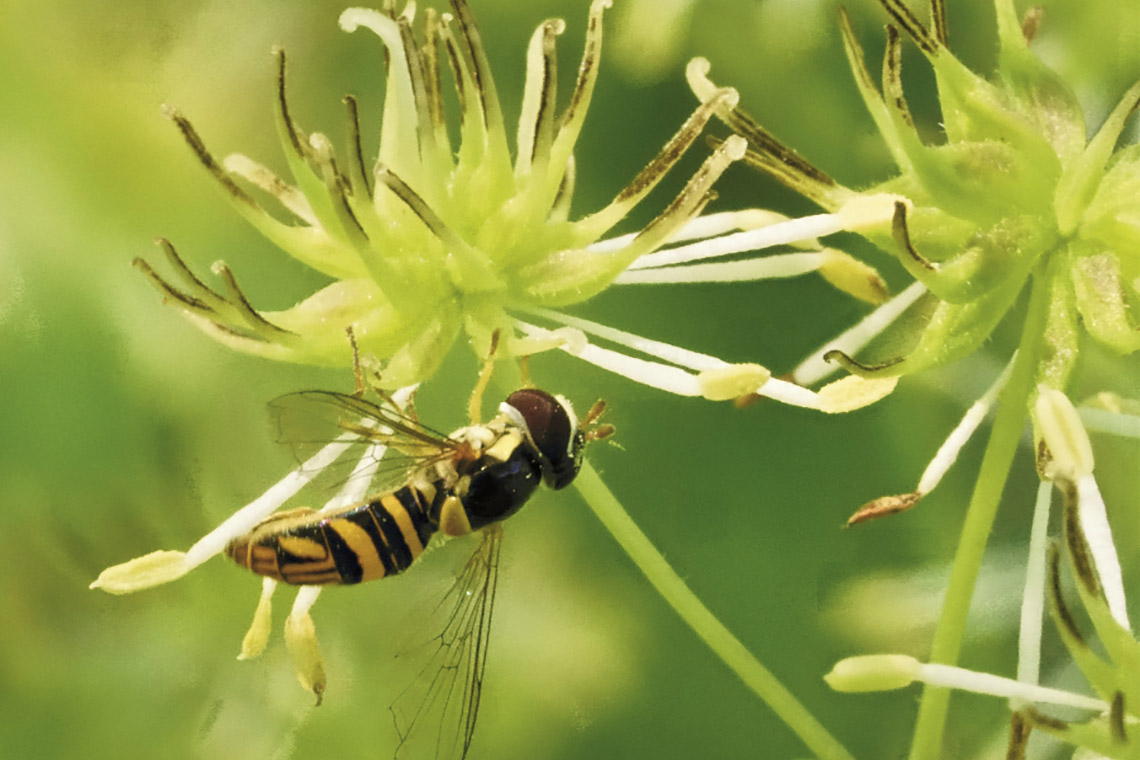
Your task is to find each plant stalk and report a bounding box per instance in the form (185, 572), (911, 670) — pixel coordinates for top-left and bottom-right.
(907, 268), (1051, 759)
(575, 462), (857, 760)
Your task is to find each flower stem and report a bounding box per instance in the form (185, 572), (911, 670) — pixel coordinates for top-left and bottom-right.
(907, 268), (1052, 760)
(574, 462), (856, 760)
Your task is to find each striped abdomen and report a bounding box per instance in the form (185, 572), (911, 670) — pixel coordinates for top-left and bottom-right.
(225, 485), (437, 586)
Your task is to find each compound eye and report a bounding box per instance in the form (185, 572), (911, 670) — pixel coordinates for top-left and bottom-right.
(504, 389), (581, 489)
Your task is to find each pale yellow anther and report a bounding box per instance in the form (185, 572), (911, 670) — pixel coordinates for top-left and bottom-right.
(284, 611), (326, 704)
(698, 363), (771, 401)
(819, 249), (889, 305)
(836, 194), (911, 233)
(818, 375), (898, 413)
(1035, 385), (1094, 479)
(238, 581), (276, 661)
(89, 550), (191, 594)
(823, 654), (921, 693)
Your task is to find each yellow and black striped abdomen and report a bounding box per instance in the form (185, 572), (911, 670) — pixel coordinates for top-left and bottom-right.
(225, 486), (438, 586)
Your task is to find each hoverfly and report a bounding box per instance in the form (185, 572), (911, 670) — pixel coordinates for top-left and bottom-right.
(225, 385), (611, 758)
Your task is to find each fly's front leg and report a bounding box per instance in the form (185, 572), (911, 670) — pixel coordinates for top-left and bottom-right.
(468, 329), (500, 425)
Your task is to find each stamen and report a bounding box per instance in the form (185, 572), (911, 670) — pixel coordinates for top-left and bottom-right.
(1075, 474), (1130, 630)
(238, 577), (277, 660)
(592, 212), (775, 255)
(915, 353), (1015, 495)
(184, 435), (359, 567)
(576, 88), (739, 240)
(514, 319), (702, 395)
(321, 442), (386, 512)
(285, 585), (326, 704)
(625, 194), (900, 271)
(519, 306), (728, 371)
(626, 136), (747, 256)
(617, 252), (829, 283)
(793, 281), (927, 386)
(686, 57), (843, 206)
(1014, 481), (1052, 701)
(1039, 387), (1131, 630)
(89, 435), (357, 594)
(825, 655), (1110, 712)
(624, 219), (828, 271)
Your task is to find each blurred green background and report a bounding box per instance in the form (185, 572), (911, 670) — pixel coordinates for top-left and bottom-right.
(2, 1), (1138, 758)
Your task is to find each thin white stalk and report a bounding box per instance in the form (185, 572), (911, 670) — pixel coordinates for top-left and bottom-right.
(915, 353), (1016, 495)
(290, 584), (323, 618)
(758, 377), (824, 409)
(587, 208), (790, 253)
(1014, 481), (1052, 703)
(321, 443), (386, 512)
(518, 306), (728, 370)
(615, 252), (827, 284)
(185, 435), (357, 567)
(1076, 473), (1131, 630)
(793, 280), (927, 386)
(624, 212), (840, 270)
(919, 663), (1109, 712)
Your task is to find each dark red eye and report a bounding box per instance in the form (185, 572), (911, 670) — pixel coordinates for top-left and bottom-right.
(504, 389), (583, 489)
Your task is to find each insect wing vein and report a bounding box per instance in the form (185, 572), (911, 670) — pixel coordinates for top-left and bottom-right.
(269, 390), (457, 502)
(390, 525), (503, 760)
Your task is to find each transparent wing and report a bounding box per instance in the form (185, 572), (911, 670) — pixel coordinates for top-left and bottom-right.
(390, 524), (503, 760)
(268, 390), (458, 500)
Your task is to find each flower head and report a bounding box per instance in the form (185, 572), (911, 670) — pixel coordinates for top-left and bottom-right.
(671, 0), (1140, 754)
(138, 0), (761, 389)
(689, 0), (1140, 393)
(667, 0), (1140, 520)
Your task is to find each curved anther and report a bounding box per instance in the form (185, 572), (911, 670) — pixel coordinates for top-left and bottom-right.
(823, 349), (905, 377)
(891, 201), (937, 271)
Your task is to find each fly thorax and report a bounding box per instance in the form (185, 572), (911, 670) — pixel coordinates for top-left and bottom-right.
(454, 425), (543, 531)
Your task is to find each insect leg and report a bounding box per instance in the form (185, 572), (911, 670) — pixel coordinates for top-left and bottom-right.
(238, 576), (278, 660)
(467, 329), (501, 425)
(347, 325), (366, 397)
(284, 585), (327, 704)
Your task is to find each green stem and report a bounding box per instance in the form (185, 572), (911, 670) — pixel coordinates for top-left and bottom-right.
(574, 462), (857, 760)
(907, 268), (1052, 760)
